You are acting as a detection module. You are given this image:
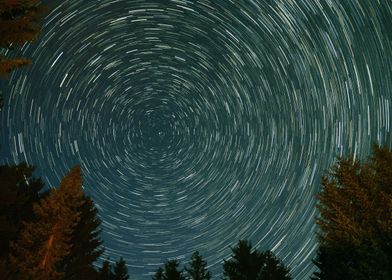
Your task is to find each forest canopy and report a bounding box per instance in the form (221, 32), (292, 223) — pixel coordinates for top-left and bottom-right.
(312, 145), (392, 279)
(0, 0), (47, 78)
(0, 141), (391, 279)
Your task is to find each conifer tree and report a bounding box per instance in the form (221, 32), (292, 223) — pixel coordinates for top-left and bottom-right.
(100, 259), (114, 280)
(59, 196), (103, 279)
(0, 163), (45, 261)
(311, 243), (390, 280)
(0, 163), (46, 279)
(164, 260), (185, 280)
(185, 251), (211, 280)
(313, 145), (392, 279)
(152, 267), (164, 280)
(223, 240), (291, 280)
(10, 166), (84, 280)
(113, 257), (129, 280)
(0, 0), (47, 78)
(153, 260), (185, 280)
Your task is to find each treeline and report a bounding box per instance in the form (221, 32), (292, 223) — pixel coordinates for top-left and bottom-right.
(0, 162), (291, 280)
(0, 164), (128, 280)
(151, 243), (290, 280)
(1, 145), (391, 279)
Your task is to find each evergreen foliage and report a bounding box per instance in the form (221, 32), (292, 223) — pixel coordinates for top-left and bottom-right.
(311, 242), (390, 280)
(3, 146), (391, 279)
(164, 260), (186, 280)
(0, 163), (128, 280)
(223, 240), (291, 280)
(99, 259), (115, 280)
(113, 257), (130, 280)
(185, 251), (211, 280)
(0, 0), (47, 78)
(313, 145), (392, 279)
(0, 163), (45, 263)
(10, 166), (85, 279)
(59, 196), (103, 279)
(153, 260), (185, 280)
(152, 267), (164, 280)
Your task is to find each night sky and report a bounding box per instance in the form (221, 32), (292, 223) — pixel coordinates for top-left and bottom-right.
(1, 0), (392, 279)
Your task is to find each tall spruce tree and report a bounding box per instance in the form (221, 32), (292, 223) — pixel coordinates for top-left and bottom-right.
(99, 259), (114, 280)
(0, 163), (45, 272)
(185, 251), (211, 280)
(0, 163), (44, 256)
(223, 240), (291, 280)
(312, 145), (392, 279)
(59, 196), (103, 279)
(10, 165), (85, 280)
(153, 260), (185, 280)
(113, 257), (129, 280)
(164, 260), (185, 280)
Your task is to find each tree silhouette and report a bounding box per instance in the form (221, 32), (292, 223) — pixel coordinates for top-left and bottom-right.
(100, 259), (115, 280)
(0, 163), (45, 260)
(153, 260), (185, 280)
(113, 257), (129, 280)
(311, 242), (390, 280)
(223, 240), (291, 280)
(0, 0), (47, 78)
(59, 196), (103, 279)
(10, 166), (85, 279)
(0, 163), (131, 279)
(185, 251), (211, 280)
(152, 267), (164, 280)
(312, 145), (392, 279)
(0, 163), (46, 277)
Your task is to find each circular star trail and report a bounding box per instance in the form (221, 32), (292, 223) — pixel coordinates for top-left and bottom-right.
(1, 0), (392, 279)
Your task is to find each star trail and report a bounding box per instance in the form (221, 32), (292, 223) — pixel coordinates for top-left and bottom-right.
(1, 0), (392, 279)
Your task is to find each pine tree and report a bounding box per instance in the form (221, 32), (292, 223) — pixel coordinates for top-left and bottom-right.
(313, 145), (392, 279)
(152, 267), (164, 280)
(113, 257), (129, 280)
(0, 0), (47, 78)
(185, 251), (211, 280)
(164, 260), (185, 280)
(311, 242), (390, 280)
(153, 260), (185, 280)
(100, 259), (114, 280)
(10, 166), (84, 280)
(223, 240), (291, 280)
(59, 196), (103, 279)
(258, 250), (291, 280)
(0, 163), (45, 260)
